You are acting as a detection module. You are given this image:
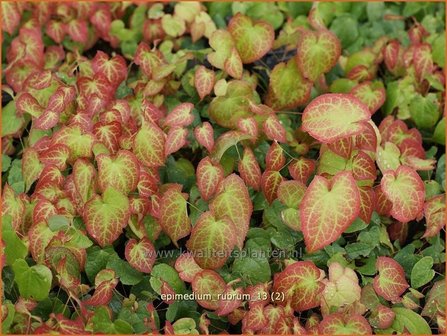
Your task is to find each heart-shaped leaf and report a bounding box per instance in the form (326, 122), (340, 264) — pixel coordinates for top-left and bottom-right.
(380, 165), (425, 222)
(194, 122), (214, 152)
(228, 13), (274, 64)
(97, 150), (140, 194)
(160, 189), (191, 247)
(423, 194), (446, 238)
(238, 147), (262, 191)
(164, 103), (194, 128)
(174, 252), (203, 283)
(297, 29), (341, 81)
(373, 256), (409, 301)
(302, 93), (371, 143)
(133, 121), (166, 167)
(84, 188), (130, 247)
(301, 171), (360, 252)
(186, 211), (236, 270)
(350, 81), (386, 114)
(197, 157), (224, 201)
(319, 313), (372, 335)
(288, 158), (316, 184)
(210, 174), (252, 249)
(165, 127), (188, 157)
(125, 237), (156, 273)
(195, 66), (215, 100)
(92, 51), (127, 85)
(272, 261), (324, 311)
(192, 270), (226, 310)
(22, 148), (43, 192)
(266, 59), (312, 110)
(261, 170), (283, 204)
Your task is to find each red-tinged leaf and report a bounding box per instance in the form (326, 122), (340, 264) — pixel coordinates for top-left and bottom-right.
(216, 286), (244, 316)
(278, 180), (306, 209)
(228, 13), (274, 64)
(164, 103), (194, 128)
(351, 150), (377, 181)
(373, 256), (409, 301)
(93, 121), (122, 154)
(159, 189), (190, 247)
(327, 137), (353, 159)
(192, 270), (226, 310)
(2, 184), (25, 231)
(263, 115), (287, 143)
(210, 131), (252, 163)
(92, 51), (127, 85)
(400, 155), (436, 172)
(67, 19), (88, 43)
(381, 166), (425, 222)
(133, 121), (166, 167)
(125, 237), (156, 273)
(384, 40), (403, 73)
(16, 93), (44, 118)
(34, 109), (61, 130)
(196, 157), (224, 201)
(160, 281), (175, 304)
(224, 47), (243, 79)
(84, 269), (118, 306)
(350, 81), (386, 114)
(301, 171), (360, 252)
(207, 29), (234, 70)
(319, 313), (372, 335)
(210, 174), (252, 249)
(375, 185), (393, 216)
(238, 147), (262, 191)
(354, 122), (378, 152)
(52, 125), (94, 162)
(261, 170), (284, 204)
(97, 150), (140, 194)
(46, 20), (66, 44)
(194, 65), (215, 100)
(165, 127), (188, 157)
(194, 122), (214, 152)
(134, 42), (163, 78)
(297, 29), (341, 81)
(73, 159), (96, 204)
(24, 70), (53, 90)
(53, 314), (85, 334)
(266, 142), (285, 171)
(187, 211), (236, 270)
(413, 43), (433, 81)
(245, 283), (270, 308)
(48, 86), (76, 113)
(302, 93), (371, 143)
(22, 148), (44, 193)
(373, 304), (396, 329)
(83, 188), (130, 247)
(237, 117), (258, 140)
(358, 186), (376, 224)
(1, 2), (21, 34)
(28, 221), (55, 263)
(272, 261), (324, 312)
(422, 194), (446, 238)
(249, 101), (275, 116)
(77, 74), (113, 103)
(288, 158), (316, 184)
(242, 304), (267, 332)
(137, 166), (159, 197)
(33, 197), (57, 223)
(39, 144), (70, 171)
(174, 252), (203, 283)
(141, 99), (164, 125)
(266, 59), (313, 111)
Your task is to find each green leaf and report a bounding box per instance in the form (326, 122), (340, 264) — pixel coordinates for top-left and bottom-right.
(233, 254), (271, 285)
(48, 215), (70, 231)
(2, 154), (11, 172)
(433, 117), (445, 145)
(107, 255), (143, 285)
(409, 93), (440, 129)
(2, 101), (25, 137)
(411, 256), (435, 289)
(1, 302), (15, 334)
(12, 259), (52, 301)
(150, 263), (186, 294)
(391, 307), (431, 334)
(85, 246), (116, 283)
(2, 215), (27, 265)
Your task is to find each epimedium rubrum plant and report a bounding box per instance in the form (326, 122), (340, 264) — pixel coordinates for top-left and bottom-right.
(1, 1), (446, 335)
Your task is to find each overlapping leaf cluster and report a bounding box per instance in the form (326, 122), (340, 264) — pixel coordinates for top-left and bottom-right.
(1, 2), (446, 335)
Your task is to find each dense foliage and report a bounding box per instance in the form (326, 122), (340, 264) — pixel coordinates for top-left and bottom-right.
(1, 1), (446, 335)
